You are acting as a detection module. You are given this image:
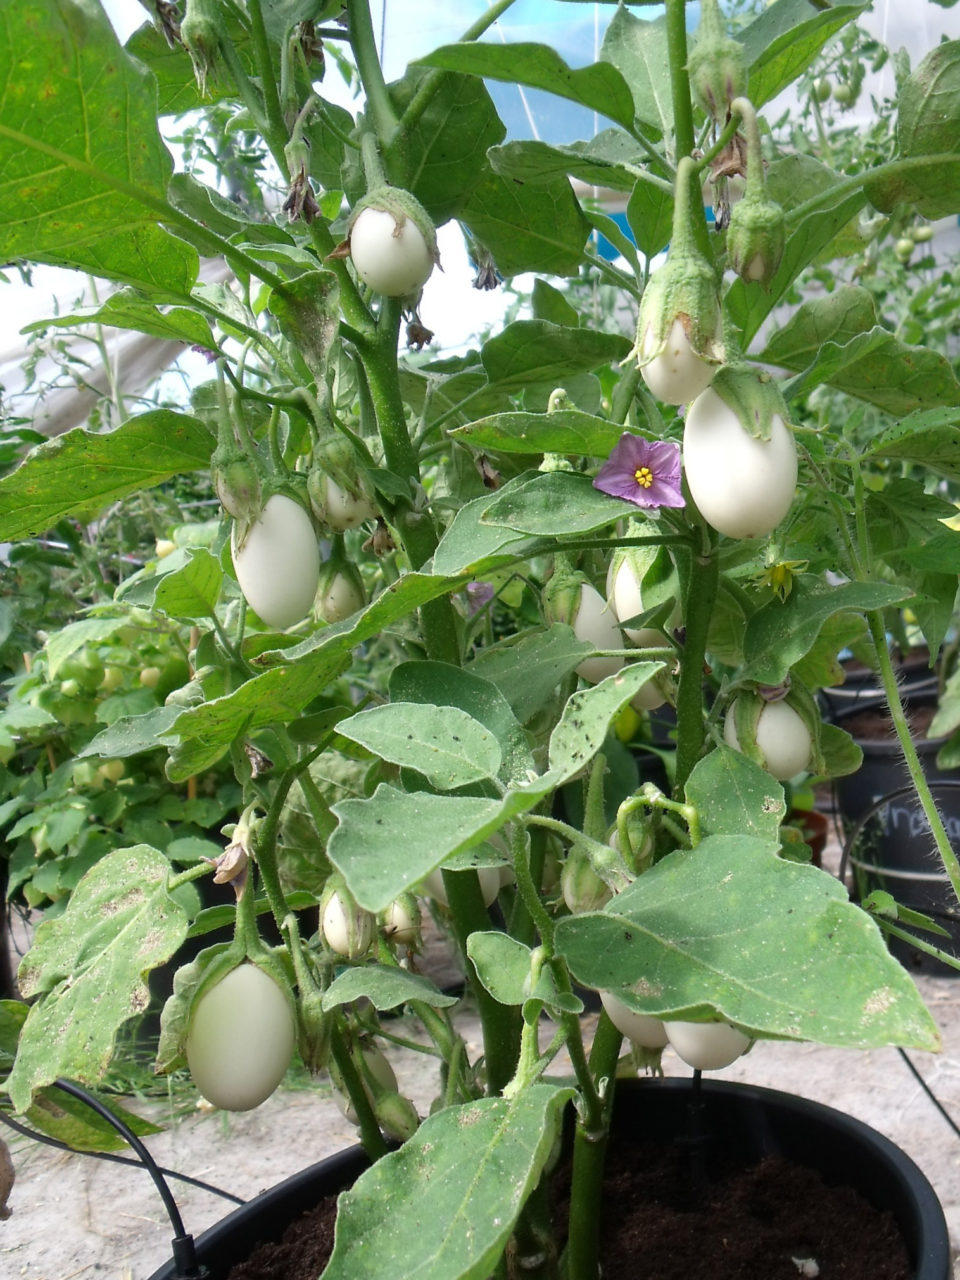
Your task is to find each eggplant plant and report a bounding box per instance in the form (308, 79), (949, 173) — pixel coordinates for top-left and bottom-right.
(2, 0), (960, 1276)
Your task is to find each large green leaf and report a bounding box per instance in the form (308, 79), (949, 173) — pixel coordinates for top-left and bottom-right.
(166, 572), (469, 779)
(546, 663), (665, 785)
(0, 412), (214, 540)
(741, 577), (912, 686)
(451, 410), (624, 458)
(467, 932), (582, 1016)
(321, 967), (457, 1014)
(416, 43), (637, 132)
(431, 490), (548, 577)
(488, 132), (651, 194)
(336, 703), (503, 791)
(459, 168), (590, 278)
(23, 290), (217, 349)
(77, 705), (181, 759)
(555, 835), (940, 1050)
(326, 784), (543, 913)
(684, 746), (785, 842)
(479, 471), (643, 537)
(761, 286), (960, 414)
(482, 320), (631, 391)
(7, 845), (188, 1111)
(389, 661), (535, 787)
(150, 548), (224, 621)
(323, 1084), (573, 1280)
(868, 41), (960, 217)
(388, 67), (506, 224)
(599, 7), (672, 138)
(0, 0), (197, 293)
(740, 0), (869, 108)
(863, 409), (960, 482)
(468, 625), (595, 725)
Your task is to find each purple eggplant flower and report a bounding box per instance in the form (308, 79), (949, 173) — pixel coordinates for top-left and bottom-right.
(593, 433), (685, 510)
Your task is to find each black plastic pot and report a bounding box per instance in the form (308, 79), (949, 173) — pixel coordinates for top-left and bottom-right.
(834, 704), (960, 975)
(820, 654), (939, 723)
(146, 1077), (950, 1280)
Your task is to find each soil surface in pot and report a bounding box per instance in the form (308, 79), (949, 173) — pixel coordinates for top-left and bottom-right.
(223, 1128), (910, 1280)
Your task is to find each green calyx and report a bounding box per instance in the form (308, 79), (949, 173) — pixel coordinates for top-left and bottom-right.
(727, 97), (786, 288)
(347, 184), (440, 267)
(727, 195), (786, 287)
(633, 158), (723, 370)
(180, 0), (222, 97)
(211, 442), (264, 522)
(708, 364), (792, 443)
(543, 557), (587, 628)
(687, 0), (747, 123)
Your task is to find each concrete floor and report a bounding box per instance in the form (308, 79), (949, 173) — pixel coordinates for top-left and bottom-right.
(3, 830), (960, 1280)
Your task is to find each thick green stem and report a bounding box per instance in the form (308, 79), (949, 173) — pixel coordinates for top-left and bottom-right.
(246, 0), (288, 153)
(441, 868), (521, 1095)
(673, 531), (719, 796)
(564, 1013), (623, 1280)
(867, 610), (960, 901)
(329, 1019), (388, 1160)
(665, 0), (696, 163)
(347, 0), (400, 150)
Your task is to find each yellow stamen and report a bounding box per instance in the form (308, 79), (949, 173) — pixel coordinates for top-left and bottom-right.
(635, 466), (654, 489)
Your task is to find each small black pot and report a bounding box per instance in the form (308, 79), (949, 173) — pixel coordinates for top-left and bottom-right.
(820, 655), (939, 723)
(834, 703), (960, 974)
(146, 1077), (950, 1280)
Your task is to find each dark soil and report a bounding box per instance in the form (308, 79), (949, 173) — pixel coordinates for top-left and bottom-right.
(224, 1130), (911, 1280)
(842, 701), (938, 743)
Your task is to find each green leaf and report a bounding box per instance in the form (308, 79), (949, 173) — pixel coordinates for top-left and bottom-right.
(555, 835), (940, 1050)
(451, 410), (624, 458)
(599, 7), (671, 138)
(868, 41), (960, 217)
(336, 703), (503, 791)
(23, 289), (217, 349)
(166, 572), (468, 779)
(0, 0), (198, 293)
(389, 661), (535, 788)
(685, 746), (786, 842)
(547, 663), (666, 786)
(269, 270), (340, 383)
(417, 42), (637, 132)
(44, 617), (128, 679)
(459, 168), (590, 278)
(322, 1084), (574, 1280)
(431, 490), (546, 577)
(742, 578), (913, 686)
(627, 179), (673, 259)
(468, 625), (595, 725)
(7, 845), (189, 1111)
(482, 320), (631, 391)
(142, 548), (223, 621)
(327, 784), (545, 913)
(740, 1), (868, 108)
(0, 412), (214, 540)
(467, 932), (582, 1015)
(488, 131), (649, 193)
(123, 20), (247, 115)
(761, 286), (960, 414)
(818, 721), (863, 779)
(25, 1086), (163, 1153)
(321, 966), (457, 1013)
(388, 67), (506, 223)
(77, 706), (181, 759)
(480, 471), (641, 537)
(863, 409), (960, 482)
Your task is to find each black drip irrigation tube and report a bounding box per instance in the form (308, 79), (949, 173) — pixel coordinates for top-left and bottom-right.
(0, 1078), (245, 1279)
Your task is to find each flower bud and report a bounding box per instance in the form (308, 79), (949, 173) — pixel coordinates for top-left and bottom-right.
(381, 894), (422, 950)
(687, 0), (747, 123)
(180, 0), (222, 96)
(374, 1091), (420, 1142)
(297, 988), (332, 1074)
(727, 194), (786, 287)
